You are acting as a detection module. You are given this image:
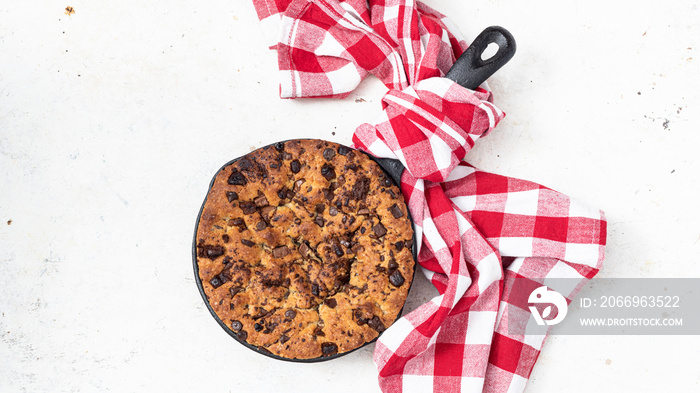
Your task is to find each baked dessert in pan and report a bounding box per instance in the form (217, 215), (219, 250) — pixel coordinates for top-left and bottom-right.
(193, 139), (416, 360)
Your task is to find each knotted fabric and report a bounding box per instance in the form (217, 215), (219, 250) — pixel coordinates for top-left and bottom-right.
(249, 1), (607, 392)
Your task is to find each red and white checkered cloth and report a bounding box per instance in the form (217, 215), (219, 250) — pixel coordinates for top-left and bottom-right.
(249, 1), (607, 392)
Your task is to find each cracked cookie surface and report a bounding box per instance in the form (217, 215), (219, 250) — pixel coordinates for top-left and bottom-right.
(195, 139), (415, 360)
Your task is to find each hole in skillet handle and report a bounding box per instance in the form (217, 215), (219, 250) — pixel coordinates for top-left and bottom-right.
(445, 25), (516, 91)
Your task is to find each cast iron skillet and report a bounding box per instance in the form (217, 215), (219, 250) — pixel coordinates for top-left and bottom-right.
(193, 26), (516, 362)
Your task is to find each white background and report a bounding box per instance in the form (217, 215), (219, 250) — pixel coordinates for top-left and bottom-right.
(1, 0), (699, 392)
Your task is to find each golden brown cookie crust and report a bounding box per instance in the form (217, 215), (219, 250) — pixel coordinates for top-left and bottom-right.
(195, 139), (415, 359)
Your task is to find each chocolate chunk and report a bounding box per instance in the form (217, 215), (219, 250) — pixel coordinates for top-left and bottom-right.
(323, 148), (336, 161)
(372, 223), (387, 238)
(279, 334), (290, 344)
(331, 239), (344, 257)
(311, 283), (320, 297)
(254, 195), (269, 207)
(226, 191), (239, 202)
(290, 159), (301, 173)
(256, 221), (267, 231)
(323, 188), (334, 201)
(388, 259), (399, 272)
(236, 330), (248, 341)
(294, 218), (301, 225)
(360, 227), (366, 234)
(238, 158), (253, 171)
(222, 234), (230, 243)
(241, 239), (255, 247)
(231, 320), (243, 331)
(350, 176), (370, 200)
(315, 204), (325, 214)
(367, 316), (386, 333)
(230, 286), (243, 296)
(357, 207), (370, 215)
(321, 164), (336, 180)
(274, 142), (285, 151)
(351, 244), (364, 254)
(329, 206), (338, 216)
(227, 170), (247, 186)
(209, 275), (226, 288)
(389, 270), (405, 287)
(388, 204), (403, 218)
(272, 245), (290, 258)
(313, 326), (325, 337)
(231, 217), (246, 229)
(203, 245), (224, 259)
(314, 216), (325, 227)
(293, 179), (305, 192)
(254, 323), (263, 332)
(324, 298), (337, 308)
(298, 242), (312, 258)
(382, 177), (392, 187)
(321, 342), (338, 356)
(337, 145), (350, 155)
(394, 241), (404, 252)
(285, 309), (297, 319)
(354, 309), (367, 325)
(260, 206), (275, 220)
(240, 202), (256, 215)
(278, 187), (289, 199)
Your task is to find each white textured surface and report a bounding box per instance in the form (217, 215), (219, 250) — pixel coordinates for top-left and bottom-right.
(1, 1), (699, 392)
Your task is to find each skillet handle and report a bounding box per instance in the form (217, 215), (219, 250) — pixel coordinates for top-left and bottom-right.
(445, 26), (516, 90)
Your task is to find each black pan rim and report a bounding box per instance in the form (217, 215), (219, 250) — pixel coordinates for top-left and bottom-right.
(192, 138), (418, 363)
